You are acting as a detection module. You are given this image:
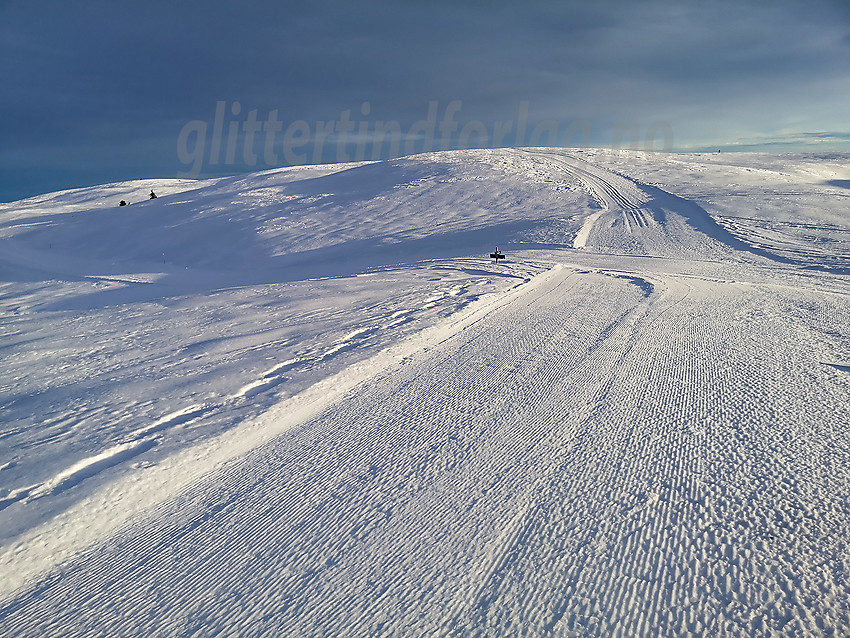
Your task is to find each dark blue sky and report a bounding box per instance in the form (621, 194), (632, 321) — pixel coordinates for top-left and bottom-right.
(2, 0), (849, 201)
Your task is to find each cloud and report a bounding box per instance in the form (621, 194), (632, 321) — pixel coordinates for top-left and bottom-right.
(712, 131), (850, 151)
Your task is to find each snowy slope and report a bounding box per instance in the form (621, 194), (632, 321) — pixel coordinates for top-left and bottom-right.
(0, 155), (570, 537)
(1, 149), (849, 636)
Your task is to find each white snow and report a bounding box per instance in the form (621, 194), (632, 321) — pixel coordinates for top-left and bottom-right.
(0, 149), (848, 635)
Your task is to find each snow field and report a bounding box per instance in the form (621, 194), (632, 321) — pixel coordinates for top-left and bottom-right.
(0, 148), (848, 636)
(3, 266), (847, 636)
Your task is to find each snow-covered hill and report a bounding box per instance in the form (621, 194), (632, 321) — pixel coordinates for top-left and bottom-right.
(1, 149), (849, 636)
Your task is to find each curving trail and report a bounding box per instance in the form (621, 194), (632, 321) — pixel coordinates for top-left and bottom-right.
(526, 150), (786, 264)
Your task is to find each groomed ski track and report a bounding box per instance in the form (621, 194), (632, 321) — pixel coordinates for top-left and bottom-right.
(1, 152), (849, 636)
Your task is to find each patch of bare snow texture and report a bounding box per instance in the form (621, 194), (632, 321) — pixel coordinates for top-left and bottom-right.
(1, 149), (849, 636)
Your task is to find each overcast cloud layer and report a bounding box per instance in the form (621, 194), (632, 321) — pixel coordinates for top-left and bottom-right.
(2, 0), (849, 201)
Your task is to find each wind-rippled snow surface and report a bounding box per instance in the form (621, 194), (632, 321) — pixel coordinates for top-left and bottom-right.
(1, 149), (848, 636)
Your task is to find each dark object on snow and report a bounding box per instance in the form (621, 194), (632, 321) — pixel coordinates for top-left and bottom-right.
(119, 200), (127, 206)
(149, 190), (157, 199)
(490, 247), (505, 263)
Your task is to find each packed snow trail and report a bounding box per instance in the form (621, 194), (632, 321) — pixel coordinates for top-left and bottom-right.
(2, 265), (848, 637)
(527, 150), (792, 264)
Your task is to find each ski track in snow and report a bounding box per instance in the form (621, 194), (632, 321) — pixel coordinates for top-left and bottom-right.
(1, 149), (849, 636)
